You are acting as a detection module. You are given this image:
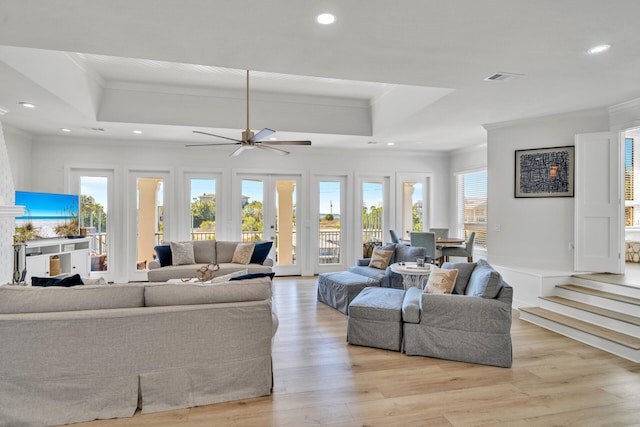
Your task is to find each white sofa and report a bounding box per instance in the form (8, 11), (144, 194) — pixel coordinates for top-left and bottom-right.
(147, 240), (273, 282)
(0, 277), (277, 427)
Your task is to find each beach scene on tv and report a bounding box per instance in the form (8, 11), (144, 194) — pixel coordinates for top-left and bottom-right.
(15, 191), (80, 241)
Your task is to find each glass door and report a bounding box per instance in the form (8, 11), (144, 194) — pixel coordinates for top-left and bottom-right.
(239, 174), (301, 276)
(68, 169), (114, 281)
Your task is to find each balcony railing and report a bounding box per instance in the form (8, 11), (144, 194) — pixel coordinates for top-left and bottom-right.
(151, 228), (386, 264)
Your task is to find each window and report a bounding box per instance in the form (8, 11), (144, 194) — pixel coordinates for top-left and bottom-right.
(190, 178), (217, 240)
(80, 176), (109, 272)
(455, 170), (487, 248)
(318, 180), (342, 264)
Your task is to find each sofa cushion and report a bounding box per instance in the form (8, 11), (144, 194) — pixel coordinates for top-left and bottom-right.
(368, 248), (393, 269)
(232, 242), (255, 264)
(250, 241), (273, 264)
(154, 244), (173, 267)
(191, 240), (216, 264)
(144, 277), (272, 306)
(171, 241), (195, 265)
(0, 284), (146, 314)
(424, 267), (457, 294)
(216, 241), (240, 263)
(441, 261), (477, 294)
(31, 274), (84, 287)
(394, 245), (426, 263)
(465, 259), (503, 299)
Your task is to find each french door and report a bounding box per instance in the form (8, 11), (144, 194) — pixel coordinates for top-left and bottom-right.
(127, 169), (172, 281)
(236, 173), (302, 276)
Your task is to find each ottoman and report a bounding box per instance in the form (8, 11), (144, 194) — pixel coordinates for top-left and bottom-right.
(317, 271), (379, 314)
(347, 287), (406, 351)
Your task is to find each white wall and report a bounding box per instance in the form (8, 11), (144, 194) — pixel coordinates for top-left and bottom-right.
(3, 126), (33, 191)
(5, 132), (451, 280)
(486, 108), (610, 271)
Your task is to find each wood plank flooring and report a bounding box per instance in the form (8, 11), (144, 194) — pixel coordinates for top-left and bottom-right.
(70, 277), (640, 427)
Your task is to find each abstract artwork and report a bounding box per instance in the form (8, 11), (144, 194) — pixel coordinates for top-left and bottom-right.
(515, 146), (574, 198)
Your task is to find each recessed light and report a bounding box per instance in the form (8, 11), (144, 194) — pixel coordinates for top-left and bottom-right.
(133, 130), (143, 135)
(587, 44), (611, 54)
(60, 128), (71, 133)
(387, 142), (395, 146)
(316, 13), (336, 25)
(19, 102), (35, 108)
(269, 137), (277, 141)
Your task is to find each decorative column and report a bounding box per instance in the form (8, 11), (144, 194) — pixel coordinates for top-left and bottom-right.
(403, 182), (416, 238)
(137, 178), (162, 269)
(276, 181), (295, 266)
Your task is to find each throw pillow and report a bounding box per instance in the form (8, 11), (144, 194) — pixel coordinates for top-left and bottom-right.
(230, 272), (276, 281)
(250, 241), (273, 264)
(209, 269), (249, 284)
(154, 244), (173, 267)
(31, 274), (84, 287)
(424, 267), (458, 294)
(368, 248), (393, 269)
(394, 245), (427, 263)
(441, 261), (477, 294)
(465, 259), (503, 298)
(171, 241), (195, 266)
(231, 242), (255, 265)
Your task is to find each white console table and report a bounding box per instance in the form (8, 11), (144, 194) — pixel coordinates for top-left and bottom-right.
(20, 237), (91, 284)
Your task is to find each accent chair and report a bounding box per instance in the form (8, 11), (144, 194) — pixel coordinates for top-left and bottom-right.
(441, 231), (476, 262)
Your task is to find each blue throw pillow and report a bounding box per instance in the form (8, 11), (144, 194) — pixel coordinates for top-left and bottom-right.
(250, 241), (273, 264)
(31, 274), (84, 287)
(229, 272), (275, 281)
(154, 245), (172, 267)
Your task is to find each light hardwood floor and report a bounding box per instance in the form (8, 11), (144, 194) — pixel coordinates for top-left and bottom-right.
(73, 277), (640, 427)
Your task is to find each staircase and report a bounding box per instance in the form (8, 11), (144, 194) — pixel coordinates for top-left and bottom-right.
(519, 274), (640, 362)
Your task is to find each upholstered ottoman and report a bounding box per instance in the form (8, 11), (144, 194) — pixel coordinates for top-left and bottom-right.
(347, 287), (406, 351)
(317, 271), (379, 314)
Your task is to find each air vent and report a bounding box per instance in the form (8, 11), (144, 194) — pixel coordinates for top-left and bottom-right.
(484, 72), (523, 82)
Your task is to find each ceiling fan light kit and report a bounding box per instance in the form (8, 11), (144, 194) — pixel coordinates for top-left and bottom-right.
(188, 70), (312, 156)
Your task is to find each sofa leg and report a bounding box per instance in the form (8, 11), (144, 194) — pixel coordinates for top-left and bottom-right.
(467, 256), (473, 262)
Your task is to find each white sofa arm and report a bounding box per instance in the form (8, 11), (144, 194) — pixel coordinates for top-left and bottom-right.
(262, 258), (274, 267)
(148, 259), (161, 270)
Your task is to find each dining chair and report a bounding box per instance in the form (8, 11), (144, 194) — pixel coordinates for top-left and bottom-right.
(389, 229), (401, 244)
(429, 228), (449, 240)
(409, 232), (442, 265)
(441, 231), (476, 262)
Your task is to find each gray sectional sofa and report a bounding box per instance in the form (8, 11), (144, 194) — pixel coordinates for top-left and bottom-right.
(147, 240), (273, 282)
(347, 259), (513, 367)
(348, 243), (426, 288)
(0, 276), (277, 427)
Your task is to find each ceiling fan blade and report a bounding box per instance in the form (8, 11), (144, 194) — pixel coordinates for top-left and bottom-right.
(256, 144), (290, 156)
(230, 145), (253, 157)
(261, 140), (312, 146)
(251, 128), (276, 142)
(193, 130), (243, 143)
(186, 142), (239, 147)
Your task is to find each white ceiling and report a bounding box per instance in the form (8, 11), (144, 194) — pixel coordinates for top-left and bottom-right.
(1, 0), (639, 153)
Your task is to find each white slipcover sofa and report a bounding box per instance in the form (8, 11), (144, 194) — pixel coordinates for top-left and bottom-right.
(147, 240), (273, 282)
(0, 277), (277, 427)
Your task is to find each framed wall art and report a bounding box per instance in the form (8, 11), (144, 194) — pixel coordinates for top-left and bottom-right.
(515, 146), (574, 198)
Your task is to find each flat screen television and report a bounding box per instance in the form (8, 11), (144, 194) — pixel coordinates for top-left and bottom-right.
(15, 191), (80, 240)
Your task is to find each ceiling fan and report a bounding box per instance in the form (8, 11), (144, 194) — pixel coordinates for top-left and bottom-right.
(187, 70), (312, 156)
